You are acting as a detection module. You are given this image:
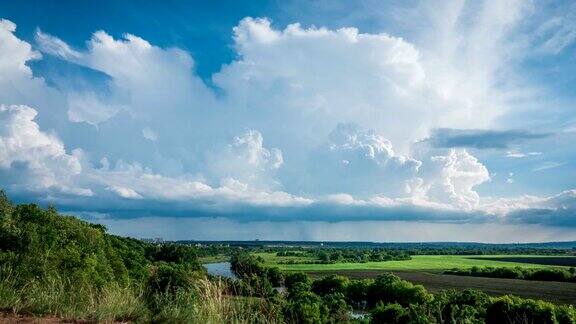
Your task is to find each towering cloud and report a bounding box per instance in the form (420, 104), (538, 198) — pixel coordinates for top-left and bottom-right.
(0, 0), (574, 242)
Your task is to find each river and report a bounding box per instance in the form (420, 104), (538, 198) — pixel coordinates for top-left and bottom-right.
(203, 261), (236, 279)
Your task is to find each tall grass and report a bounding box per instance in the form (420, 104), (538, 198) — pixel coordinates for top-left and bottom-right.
(0, 266), (147, 322)
(192, 278), (282, 323)
(0, 266), (282, 323)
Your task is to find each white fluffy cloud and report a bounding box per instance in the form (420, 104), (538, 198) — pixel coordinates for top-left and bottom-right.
(308, 123), (421, 196)
(421, 149), (491, 210)
(206, 130), (283, 189)
(0, 8), (574, 236)
(0, 105), (89, 196)
(213, 17), (434, 153)
(0, 20), (64, 120)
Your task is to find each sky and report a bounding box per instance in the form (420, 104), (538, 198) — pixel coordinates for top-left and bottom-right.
(0, 0), (575, 242)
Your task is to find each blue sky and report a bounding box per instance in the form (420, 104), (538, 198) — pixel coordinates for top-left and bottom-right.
(0, 0), (575, 242)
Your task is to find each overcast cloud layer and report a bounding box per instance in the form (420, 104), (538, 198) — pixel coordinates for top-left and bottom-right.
(0, 0), (575, 241)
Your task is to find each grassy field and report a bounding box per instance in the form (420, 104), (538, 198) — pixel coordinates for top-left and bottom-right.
(199, 255), (230, 263)
(302, 270), (576, 304)
(253, 252), (576, 304)
(254, 253), (574, 272)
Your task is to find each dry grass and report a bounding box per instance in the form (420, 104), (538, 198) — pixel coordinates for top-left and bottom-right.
(1, 266), (282, 323)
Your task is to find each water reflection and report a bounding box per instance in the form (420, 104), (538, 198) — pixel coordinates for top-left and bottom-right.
(204, 261), (236, 279)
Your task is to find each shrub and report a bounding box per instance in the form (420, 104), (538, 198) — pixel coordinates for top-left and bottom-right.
(283, 290), (324, 324)
(367, 273), (432, 307)
(321, 292), (351, 323)
(312, 274), (350, 296)
(267, 266), (284, 287)
(285, 272), (312, 290)
(371, 302), (410, 324)
(486, 295), (557, 324)
(346, 279), (373, 309)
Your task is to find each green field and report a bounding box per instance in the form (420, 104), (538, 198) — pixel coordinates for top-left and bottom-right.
(254, 253), (572, 272)
(199, 254), (230, 263)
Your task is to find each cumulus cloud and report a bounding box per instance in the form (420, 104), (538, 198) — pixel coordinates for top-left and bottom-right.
(214, 17), (441, 153)
(0, 20), (63, 115)
(419, 149), (491, 210)
(0, 9), (574, 239)
(206, 130), (283, 188)
(0, 105), (90, 196)
(307, 123), (421, 196)
(0, 19), (41, 81)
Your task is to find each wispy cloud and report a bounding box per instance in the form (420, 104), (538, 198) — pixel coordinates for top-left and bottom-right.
(532, 161), (565, 172)
(505, 151), (542, 158)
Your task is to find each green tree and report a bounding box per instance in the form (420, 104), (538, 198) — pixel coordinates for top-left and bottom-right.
(371, 302), (410, 324)
(285, 272), (312, 290)
(312, 274), (349, 296)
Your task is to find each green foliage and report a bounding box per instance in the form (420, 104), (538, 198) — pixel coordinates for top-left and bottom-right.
(145, 262), (196, 297)
(322, 292), (351, 323)
(231, 251), (267, 278)
(311, 274), (350, 296)
(346, 279), (373, 309)
(146, 243), (202, 268)
(371, 302), (410, 324)
(0, 202), (140, 288)
(283, 287), (324, 324)
(0, 192), (204, 321)
(367, 273), (432, 307)
(285, 272), (312, 290)
(556, 305), (576, 324)
(485, 295), (558, 324)
(267, 266), (285, 287)
(431, 289), (489, 323)
(446, 265), (576, 283)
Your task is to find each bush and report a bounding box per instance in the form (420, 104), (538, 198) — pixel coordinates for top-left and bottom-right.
(283, 290), (324, 324)
(322, 293), (351, 323)
(556, 305), (576, 324)
(367, 273), (432, 307)
(486, 295), (557, 324)
(230, 251), (266, 278)
(346, 279), (373, 309)
(371, 302), (410, 324)
(285, 272), (312, 290)
(527, 268), (571, 282)
(267, 266), (284, 287)
(312, 274), (349, 296)
(431, 289), (489, 323)
(145, 262), (196, 297)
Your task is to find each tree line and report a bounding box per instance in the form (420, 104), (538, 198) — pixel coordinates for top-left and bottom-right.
(445, 266), (576, 283)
